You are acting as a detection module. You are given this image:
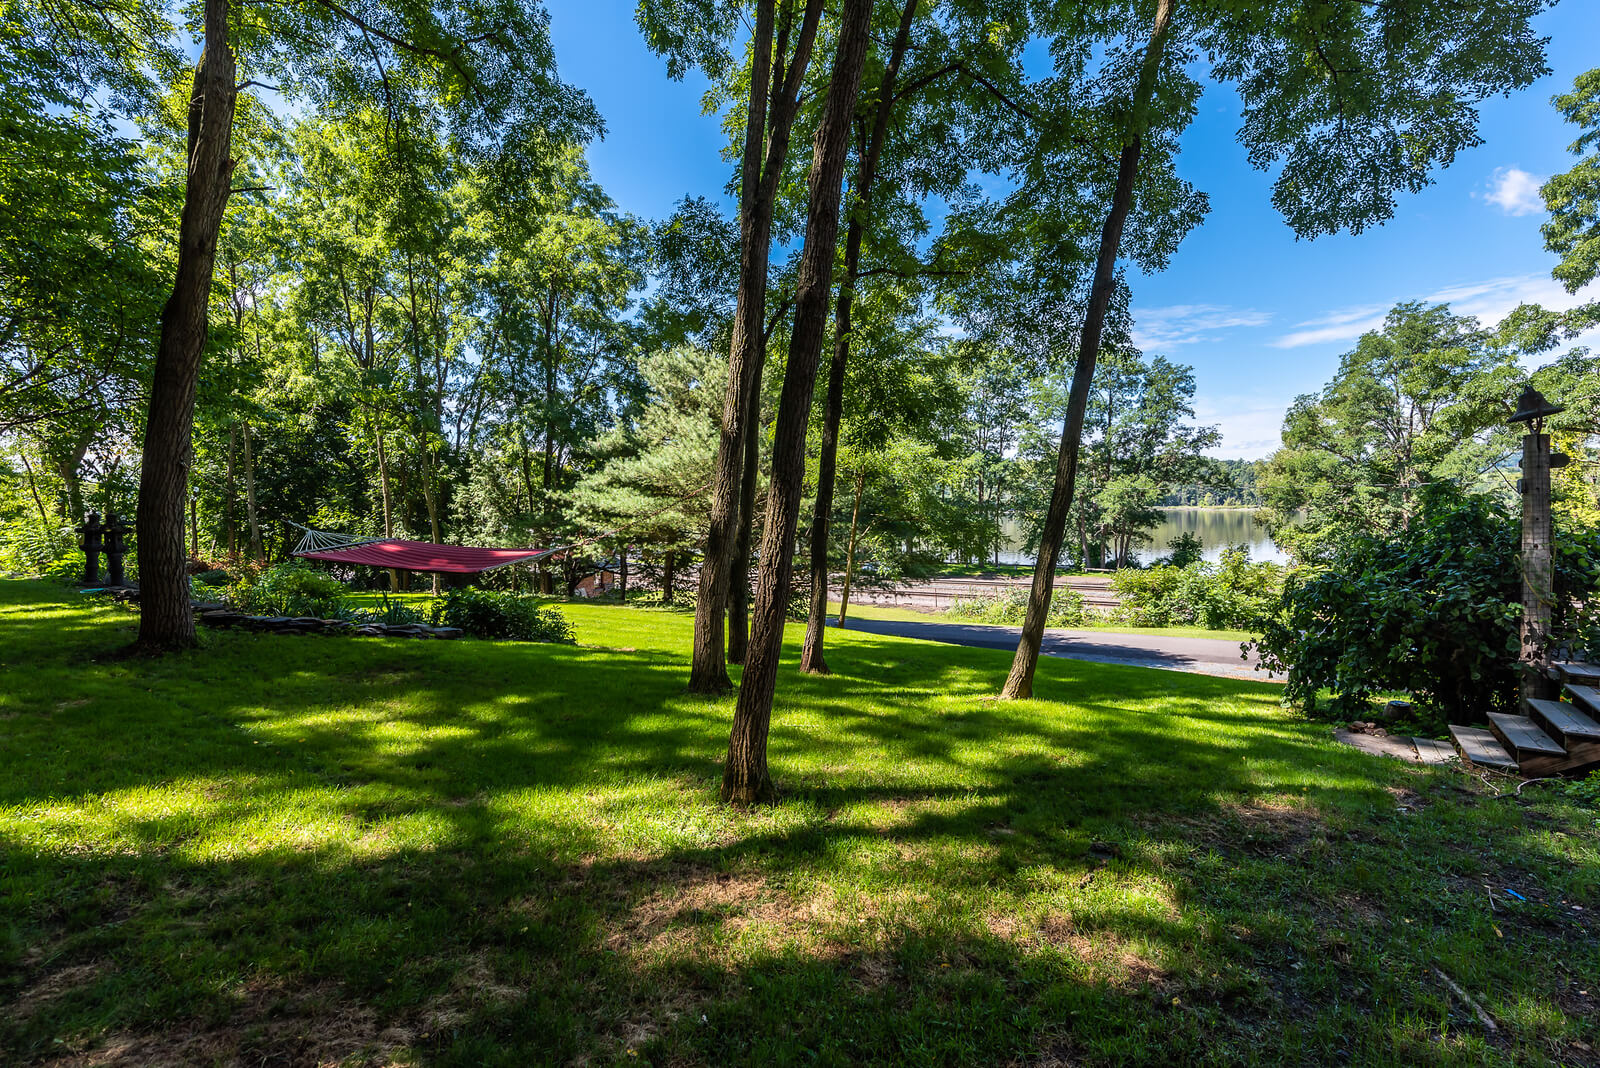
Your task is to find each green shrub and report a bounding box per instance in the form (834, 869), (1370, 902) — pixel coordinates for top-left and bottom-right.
(1565, 770), (1600, 808)
(0, 520), (79, 582)
(1252, 494), (1600, 728)
(229, 559), (353, 618)
(356, 595), (434, 627)
(1111, 549), (1283, 630)
(945, 587), (1097, 628)
(432, 588), (574, 643)
(1159, 532), (1205, 569)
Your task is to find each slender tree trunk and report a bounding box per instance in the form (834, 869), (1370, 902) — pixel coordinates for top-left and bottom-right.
(18, 451), (51, 526)
(423, 450), (441, 594)
(132, 0), (236, 652)
(662, 549), (676, 606)
(723, 0), (875, 803)
(225, 424), (237, 556)
(619, 545), (628, 602)
(371, 423), (397, 590)
(727, 389), (762, 664)
(800, 0), (917, 675)
(836, 468), (866, 625)
(54, 435), (91, 522)
(1001, 0), (1174, 699)
(241, 418), (263, 563)
(689, 0), (822, 693)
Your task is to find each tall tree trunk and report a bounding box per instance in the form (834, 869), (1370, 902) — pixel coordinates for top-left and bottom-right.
(423, 449), (441, 594)
(132, 0), (236, 652)
(241, 418), (263, 563)
(836, 467), (866, 625)
(53, 431), (92, 522)
(619, 545), (628, 602)
(800, 0), (918, 675)
(1001, 0), (1174, 699)
(225, 423), (237, 556)
(727, 390), (762, 665)
(373, 424), (397, 590)
(722, 0), (875, 803)
(662, 549), (676, 606)
(18, 451), (51, 526)
(689, 0), (822, 693)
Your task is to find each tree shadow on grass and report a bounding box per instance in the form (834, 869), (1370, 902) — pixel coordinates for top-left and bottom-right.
(1, 583), (1595, 1064)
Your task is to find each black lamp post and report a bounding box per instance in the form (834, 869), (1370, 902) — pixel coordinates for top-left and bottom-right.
(104, 512), (131, 589)
(77, 511), (104, 586)
(1509, 385), (1566, 706)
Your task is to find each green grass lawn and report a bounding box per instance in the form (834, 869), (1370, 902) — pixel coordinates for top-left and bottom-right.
(1, 578), (1595, 1066)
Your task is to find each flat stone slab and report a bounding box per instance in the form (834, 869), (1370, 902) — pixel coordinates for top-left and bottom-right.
(1333, 729), (1457, 766)
(1334, 728), (1421, 762)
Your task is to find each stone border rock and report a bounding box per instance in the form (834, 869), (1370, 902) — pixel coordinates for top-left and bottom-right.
(94, 587), (464, 640)
(196, 609), (462, 640)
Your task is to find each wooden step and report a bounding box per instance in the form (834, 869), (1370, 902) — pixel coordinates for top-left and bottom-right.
(1449, 725), (1518, 772)
(1411, 737), (1457, 765)
(1553, 661), (1600, 685)
(1563, 683), (1600, 717)
(1487, 712), (1569, 776)
(1527, 699), (1600, 769)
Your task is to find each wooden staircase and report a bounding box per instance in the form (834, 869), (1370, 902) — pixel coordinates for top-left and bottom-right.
(1449, 662), (1600, 775)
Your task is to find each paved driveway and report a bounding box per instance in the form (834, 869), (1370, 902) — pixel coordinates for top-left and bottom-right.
(837, 616), (1277, 681)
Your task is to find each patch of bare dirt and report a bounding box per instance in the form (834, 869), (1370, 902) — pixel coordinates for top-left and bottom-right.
(40, 979), (408, 1068)
(10, 962), (103, 1021)
(989, 913), (1174, 994)
(608, 870), (799, 956)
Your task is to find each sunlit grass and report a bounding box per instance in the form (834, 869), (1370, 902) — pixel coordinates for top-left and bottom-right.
(0, 579), (1594, 1066)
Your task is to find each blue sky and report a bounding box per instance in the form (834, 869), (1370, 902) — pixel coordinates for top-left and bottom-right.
(548, 1), (1600, 459)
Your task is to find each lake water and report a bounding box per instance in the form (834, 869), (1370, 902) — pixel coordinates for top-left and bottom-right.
(995, 507), (1287, 567)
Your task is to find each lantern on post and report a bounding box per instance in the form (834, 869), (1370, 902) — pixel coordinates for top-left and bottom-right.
(76, 511), (104, 586)
(1509, 385), (1566, 706)
(103, 512), (131, 589)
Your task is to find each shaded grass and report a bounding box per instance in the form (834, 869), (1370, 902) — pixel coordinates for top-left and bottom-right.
(0, 579), (1595, 1066)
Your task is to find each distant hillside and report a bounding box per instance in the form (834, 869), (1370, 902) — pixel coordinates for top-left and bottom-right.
(1159, 457), (1266, 507)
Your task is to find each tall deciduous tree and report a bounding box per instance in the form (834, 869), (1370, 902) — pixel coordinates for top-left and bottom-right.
(132, 0), (600, 652)
(1002, 0), (1552, 698)
(1543, 68), (1600, 296)
(1259, 302), (1519, 562)
(644, 0), (826, 693)
(722, 0), (875, 803)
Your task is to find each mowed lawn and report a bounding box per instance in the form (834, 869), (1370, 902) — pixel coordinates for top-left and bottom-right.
(1, 580), (1595, 1066)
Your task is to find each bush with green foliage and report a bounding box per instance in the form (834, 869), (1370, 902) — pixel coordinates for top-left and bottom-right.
(1252, 493), (1600, 728)
(228, 559), (354, 618)
(0, 520), (79, 582)
(946, 587), (1096, 628)
(1157, 531), (1205, 569)
(356, 595), (434, 627)
(1111, 548), (1283, 630)
(431, 588), (574, 643)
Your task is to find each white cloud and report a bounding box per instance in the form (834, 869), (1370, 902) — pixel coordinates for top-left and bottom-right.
(1481, 167), (1545, 216)
(1132, 303), (1271, 349)
(1269, 303), (1388, 348)
(1193, 397), (1290, 460)
(1271, 274), (1600, 350)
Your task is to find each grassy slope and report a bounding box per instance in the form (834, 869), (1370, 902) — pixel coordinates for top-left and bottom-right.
(0, 580), (1594, 1066)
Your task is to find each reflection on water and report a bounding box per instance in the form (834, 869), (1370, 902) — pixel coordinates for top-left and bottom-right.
(995, 507), (1287, 567)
